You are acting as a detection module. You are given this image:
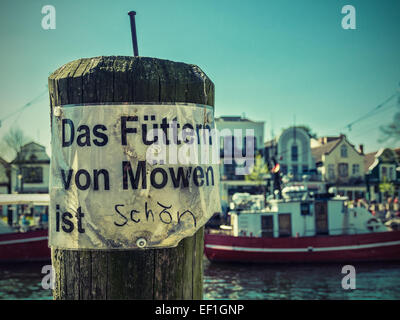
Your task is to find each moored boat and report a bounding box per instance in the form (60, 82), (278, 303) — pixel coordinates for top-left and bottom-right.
(0, 194), (50, 262)
(205, 188), (400, 263)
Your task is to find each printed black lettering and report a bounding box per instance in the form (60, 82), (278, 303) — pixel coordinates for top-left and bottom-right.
(170, 117), (181, 145)
(62, 212), (74, 233)
(62, 119), (74, 147)
(150, 168), (168, 189)
(142, 123), (159, 145)
(56, 204), (60, 232)
(75, 169), (91, 190)
(121, 116), (137, 145)
(76, 207), (85, 233)
(205, 166), (214, 186)
(61, 169), (73, 190)
(122, 161), (146, 190)
(76, 125), (91, 147)
(93, 169), (110, 190)
(195, 124), (203, 144)
(169, 167), (192, 188)
(193, 166), (204, 187)
(160, 117), (170, 145)
(93, 124), (108, 146)
(182, 123), (194, 144)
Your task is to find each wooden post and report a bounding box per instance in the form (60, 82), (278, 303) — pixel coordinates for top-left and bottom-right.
(48, 56), (214, 300)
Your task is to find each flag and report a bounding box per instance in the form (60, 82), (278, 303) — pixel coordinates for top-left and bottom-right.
(271, 163), (280, 173)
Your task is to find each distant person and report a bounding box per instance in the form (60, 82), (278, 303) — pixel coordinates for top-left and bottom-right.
(19, 214), (30, 232)
(220, 200), (228, 223)
(41, 212), (49, 229)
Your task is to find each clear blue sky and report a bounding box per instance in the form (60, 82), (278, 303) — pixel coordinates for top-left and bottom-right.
(0, 0), (399, 160)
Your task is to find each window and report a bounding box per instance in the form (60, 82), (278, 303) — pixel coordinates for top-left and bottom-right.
(281, 165), (288, 175)
(300, 202), (310, 215)
(315, 201), (329, 235)
(382, 166), (387, 179)
(352, 164), (360, 175)
(328, 164), (335, 180)
(389, 167), (395, 181)
(292, 165), (298, 175)
(278, 214), (292, 237)
(302, 165), (308, 173)
(261, 216), (274, 237)
(220, 137), (224, 150)
(381, 165), (396, 181)
(242, 136), (257, 157)
(220, 136), (233, 157)
(341, 145), (348, 158)
(291, 145), (298, 162)
(22, 167), (43, 183)
(338, 163), (348, 178)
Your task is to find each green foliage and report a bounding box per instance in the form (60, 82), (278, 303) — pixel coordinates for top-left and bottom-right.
(245, 154), (269, 184)
(1, 126), (30, 161)
(379, 176), (395, 197)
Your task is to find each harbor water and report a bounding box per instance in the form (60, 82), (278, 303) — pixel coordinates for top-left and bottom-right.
(1, 258), (400, 300)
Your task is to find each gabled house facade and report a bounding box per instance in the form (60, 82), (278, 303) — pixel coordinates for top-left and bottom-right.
(365, 148), (400, 202)
(11, 142), (50, 194)
(311, 135), (365, 200)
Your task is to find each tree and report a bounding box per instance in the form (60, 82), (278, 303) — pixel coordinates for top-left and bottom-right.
(379, 93), (400, 142)
(379, 176), (395, 200)
(2, 127), (30, 161)
(379, 111), (400, 142)
(245, 154), (269, 199)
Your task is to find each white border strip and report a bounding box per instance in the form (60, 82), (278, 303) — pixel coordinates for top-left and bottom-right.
(0, 236), (48, 246)
(205, 240), (400, 253)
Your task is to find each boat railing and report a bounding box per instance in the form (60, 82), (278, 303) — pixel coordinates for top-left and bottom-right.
(239, 226), (378, 238)
(302, 226), (378, 236)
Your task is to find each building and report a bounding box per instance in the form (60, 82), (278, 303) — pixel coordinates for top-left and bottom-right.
(215, 116), (265, 202)
(0, 157), (10, 194)
(10, 142), (50, 194)
(365, 148), (400, 202)
(276, 127), (317, 178)
(311, 135), (365, 200)
(0, 157), (10, 216)
(264, 127), (324, 194)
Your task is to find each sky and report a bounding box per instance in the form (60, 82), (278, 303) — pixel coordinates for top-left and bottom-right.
(0, 0), (399, 161)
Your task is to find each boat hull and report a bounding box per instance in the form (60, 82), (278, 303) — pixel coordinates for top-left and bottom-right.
(204, 231), (400, 263)
(0, 229), (50, 262)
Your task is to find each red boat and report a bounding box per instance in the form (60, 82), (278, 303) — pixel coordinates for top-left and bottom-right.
(0, 194), (50, 262)
(0, 228), (50, 262)
(205, 189), (400, 263)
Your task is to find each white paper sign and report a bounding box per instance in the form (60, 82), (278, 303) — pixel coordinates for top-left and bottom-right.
(49, 103), (221, 249)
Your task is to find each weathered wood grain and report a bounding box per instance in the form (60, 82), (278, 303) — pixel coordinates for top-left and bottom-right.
(48, 56), (214, 300)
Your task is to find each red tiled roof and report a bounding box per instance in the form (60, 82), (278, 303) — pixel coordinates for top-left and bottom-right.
(364, 151), (378, 172)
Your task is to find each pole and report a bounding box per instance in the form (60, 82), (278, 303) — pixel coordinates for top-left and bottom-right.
(128, 11), (139, 57)
(48, 56), (214, 299)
